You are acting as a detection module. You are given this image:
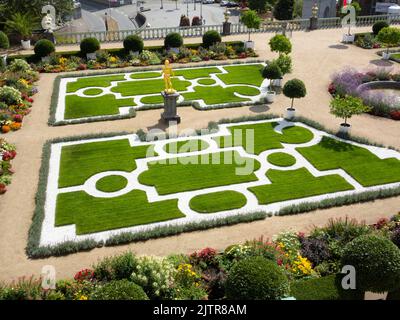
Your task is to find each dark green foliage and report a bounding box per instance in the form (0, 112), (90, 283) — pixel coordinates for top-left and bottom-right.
(164, 32), (183, 48)
(269, 35), (292, 54)
(372, 21), (389, 36)
(123, 35), (144, 53)
(202, 30), (222, 48)
(0, 31), (10, 49)
(93, 252), (138, 281)
(300, 237), (331, 266)
(283, 78), (307, 99)
(274, 0), (294, 20)
(262, 62), (282, 80)
(248, 0), (269, 12)
(91, 280), (148, 300)
(34, 39), (55, 58)
(341, 235), (400, 293)
(80, 37), (100, 54)
(225, 257), (289, 300)
(391, 228), (400, 248)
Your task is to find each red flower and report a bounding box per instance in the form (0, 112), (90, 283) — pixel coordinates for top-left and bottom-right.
(328, 83), (336, 95)
(390, 111), (400, 120)
(0, 184), (6, 194)
(74, 268), (94, 282)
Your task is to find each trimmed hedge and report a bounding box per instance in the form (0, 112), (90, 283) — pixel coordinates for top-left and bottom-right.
(80, 37), (100, 55)
(202, 30), (222, 48)
(123, 34), (144, 53)
(34, 39), (55, 58)
(373, 21), (389, 36)
(164, 32), (183, 48)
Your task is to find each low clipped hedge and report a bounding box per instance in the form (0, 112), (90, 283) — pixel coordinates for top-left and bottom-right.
(202, 30), (221, 48)
(90, 280), (148, 300)
(225, 257), (289, 300)
(34, 39), (55, 58)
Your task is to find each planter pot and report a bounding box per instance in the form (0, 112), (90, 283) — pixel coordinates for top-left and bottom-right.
(285, 107), (296, 119)
(272, 78), (283, 87)
(382, 52), (391, 60)
(244, 40), (255, 50)
(129, 50), (139, 56)
(342, 34), (355, 43)
(169, 47), (180, 54)
(21, 39), (31, 50)
(364, 291), (388, 300)
(265, 91), (276, 103)
(41, 56), (51, 63)
(86, 52), (97, 60)
(339, 123), (351, 135)
(0, 54), (7, 67)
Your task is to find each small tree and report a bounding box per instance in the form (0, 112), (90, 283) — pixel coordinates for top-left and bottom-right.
(240, 10), (261, 42)
(283, 78), (306, 109)
(269, 34), (292, 55)
(329, 95), (370, 125)
(274, 0), (294, 21)
(377, 27), (400, 55)
(275, 53), (292, 75)
(248, 0), (269, 13)
(4, 12), (36, 41)
(262, 63), (282, 91)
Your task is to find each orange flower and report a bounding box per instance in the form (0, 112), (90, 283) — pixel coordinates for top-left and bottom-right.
(10, 122), (22, 131)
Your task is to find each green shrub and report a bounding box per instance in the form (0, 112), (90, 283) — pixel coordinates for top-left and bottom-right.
(80, 37), (101, 54)
(269, 34), (292, 54)
(372, 21), (389, 36)
(377, 27), (400, 53)
(341, 235), (400, 293)
(202, 30), (222, 48)
(34, 39), (55, 58)
(225, 257), (289, 300)
(123, 34), (144, 53)
(273, 0), (294, 20)
(93, 252), (138, 281)
(8, 59), (31, 72)
(275, 53), (292, 74)
(164, 32), (183, 48)
(262, 62), (282, 80)
(283, 78), (306, 108)
(91, 280), (148, 300)
(0, 31), (10, 50)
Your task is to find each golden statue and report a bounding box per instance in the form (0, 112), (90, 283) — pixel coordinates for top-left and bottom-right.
(162, 59), (176, 94)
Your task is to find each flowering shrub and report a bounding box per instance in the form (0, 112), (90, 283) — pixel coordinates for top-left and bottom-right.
(74, 269), (95, 282)
(0, 138), (16, 194)
(189, 247), (218, 269)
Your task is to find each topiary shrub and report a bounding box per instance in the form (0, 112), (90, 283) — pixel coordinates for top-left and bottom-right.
(225, 256), (289, 300)
(269, 34), (292, 55)
(372, 21), (389, 36)
(283, 78), (307, 109)
(262, 62), (282, 80)
(123, 34), (144, 53)
(34, 39), (55, 58)
(91, 279), (148, 300)
(164, 32), (183, 48)
(93, 252), (138, 281)
(0, 31), (10, 50)
(341, 234), (400, 293)
(202, 30), (222, 48)
(80, 37), (101, 55)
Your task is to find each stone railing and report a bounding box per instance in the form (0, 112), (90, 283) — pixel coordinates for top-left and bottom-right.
(54, 14), (400, 45)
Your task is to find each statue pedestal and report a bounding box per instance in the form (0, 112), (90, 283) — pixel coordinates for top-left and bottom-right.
(309, 17), (318, 30)
(161, 91), (181, 124)
(222, 22), (231, 36)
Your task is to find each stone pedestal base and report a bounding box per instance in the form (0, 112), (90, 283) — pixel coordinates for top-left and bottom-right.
(161, 91), (181, 124)
(309, 17), (318, 30)
(222, 22), (231, 36)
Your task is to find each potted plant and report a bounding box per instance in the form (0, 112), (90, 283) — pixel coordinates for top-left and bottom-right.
(240, 10), (261, 50)
(5, 13), (35, 50)
(262, 62), (282, 103)
(329, 95), (371, 134)
(377, 27), (400, 60)
(34, 39), (55, 63)
(269, 34), (292, 56)
(164, 32), (183, 54)
(80, 37), (101, 60)
(283, 78), (307, 119)
(0, 31), (10, 67)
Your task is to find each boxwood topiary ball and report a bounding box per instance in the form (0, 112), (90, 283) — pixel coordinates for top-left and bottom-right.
(164, 32), (183, 48)
(123, 34), (144, 53)
(34, 39), (55, 58)
(372, 21), (389, 36)
(341, 234), (400, 293)
(80, 37), (101, 55)
(225, 256), (289, 300)
(202, 30), (222, 48)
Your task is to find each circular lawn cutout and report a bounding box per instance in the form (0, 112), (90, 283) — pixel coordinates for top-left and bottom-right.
(267, 152), (296, 167)
(83, 88), (103, 96)
(96, 175), (128, 193)
(189, 190), (247, 213)
(164, 139), (209, 154)
(197, 78), (216, 85)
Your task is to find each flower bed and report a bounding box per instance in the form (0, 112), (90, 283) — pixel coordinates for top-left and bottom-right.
(2, 213), (400, 300)
(0, 59), (39, 134)
(0, 138), (16, 194)
(7, 42), (258, 74)
(328, 67), (400, 120)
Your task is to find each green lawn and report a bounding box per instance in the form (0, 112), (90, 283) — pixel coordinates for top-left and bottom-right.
(111, 78), (191, 96)
(218, 64), (264, 86)
(140, 95), (164, 105)
(138, 151), (260, 195)
(249, 168), (353, 205)
(297, 137), (400, 187)
(67, 75), (126, 93)
(173, 67), (222, 80)
(59, 140), (153, 188)
(214, 122), (314, 155)
(96, 175), (128, 193)
(55, 189), (184, 234)
(130, 72), (161, 79)
(267, 152), (296, 167)
(83, 88), (103, 96)
(64, 94), (135, 119)
(189, 191), (247, 213)
(182, 85), (259, 105)
(163, 139), (209, 153)
(197, 78), (216, 85)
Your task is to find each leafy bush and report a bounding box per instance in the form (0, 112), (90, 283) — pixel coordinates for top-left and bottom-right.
(269, 34), (292, 54)
(91, 280), (148, 300)
(330, 95), (370, 124)
(274, 0), (294, 20)
(275, 53), (292, 74)
(80, 37), (100, 54)
(202, 30), (222, 48)
(34, 39), (55, 58)
(373, 21), (389, 36)
(377, 27), (400, 53)
(93, 252), (138, 281)
(300, 237), (331, 266)
(225, 257), (289, 300)
(262, 62), (282, 80)
(164, 32), (183, 48)
(0, 86), (23, 105)
(341, 235), (400, 293)
(123, 34), (144, 53)
(0, 31), (9, 50)
(391, 228), (400, 249)
(8, 59), (31, 72)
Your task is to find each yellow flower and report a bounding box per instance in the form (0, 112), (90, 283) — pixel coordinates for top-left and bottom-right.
(78, 295), (88, 300)
(59, 57), (68, 65)
(109, 56), (118, 63)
